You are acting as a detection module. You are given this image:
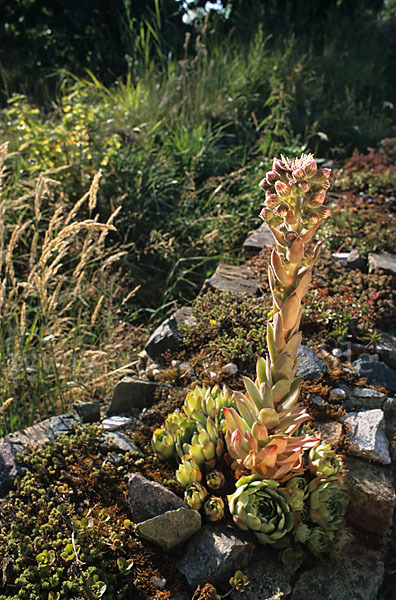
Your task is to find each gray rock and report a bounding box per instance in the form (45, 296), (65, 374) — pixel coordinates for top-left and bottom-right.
(340, 385), (389, 411)
(329, 387), (347, 401)
(242, 222), (274, 256)
(145, 307), (196, 362)
(221, 363), (238, 376)
(229, 546), (292, 600)
(101, 415), (134, 431)
(73, 400), (100, 423)
(291, 545), (384, 600)
(376, 330), (396, 369)
(0, 412), (81, 495)
(309, 394), (326, 408)
(352, 356), (396, 392)
(108, 377), (176, 415)
(136, 507), (201, 550)
(345, 456), (395, 540)
(175, 523), (255, 589)
(332, 249), (366, 270)
(296, 345), (328, 380)
(201, 264), (261, 297)
(0, 438), (26, 493)
(368, 251), (396, 277)
(101, 431), (143, 456)
(127, 473), (186, 523)
(344, 409), (391, 464)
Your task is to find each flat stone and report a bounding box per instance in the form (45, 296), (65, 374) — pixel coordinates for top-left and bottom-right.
(175, 523), (255, 589)
(229, 546), (292, 600)
(376, 330), (396, 369)
(291, 545), (384, 600)
(344, 409), (391, 464)
(0, 438), (26, 494)
(296, 345), (327, 380)
(368, 251), (396, 278)
(0, 412), (81, 495)
(332, 249), (366, 270)
(101, 415), (134, 431)
(127, 473), (186, 523)
(108, 377), (176, 415)
(73, 400), (100, 423)
(101, 431), (143, 456)
(242, 222), (275, 256)
(352, 356), (396, 392)
(145, 307), (196, 362)
(344, 456), (395, 540)
(201, 264), (261, 297)
(340, 385), (389, 411)
(314, 421), (344, 447)
(136, 507), (201, 550)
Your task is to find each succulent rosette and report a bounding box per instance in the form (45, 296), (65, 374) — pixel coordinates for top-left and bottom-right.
(180, 416), (224, 468)
(281, 476), (308, 512)
(204, 496), (225, 522)
(176, 455), (202, 487)
(184, 384), (234, 433)
(308, 442), (344, 478)
(306, 526), (333, 555)
(151, 428), (175, 460)
(184, 482), (208, 510)
(307, 476), (348, 531)
(206, 470), (226, 491)
(229, 570), (249, 593)
(227, 475), (294, 546)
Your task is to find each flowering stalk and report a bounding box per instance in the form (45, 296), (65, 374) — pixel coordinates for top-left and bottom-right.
(224, 154), (331, 481)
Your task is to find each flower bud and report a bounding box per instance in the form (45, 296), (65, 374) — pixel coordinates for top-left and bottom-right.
(298, 181), (310, 193)
(265, 192), (280, 208)
(292, 168), (305, 180)
(259, 177), (270, 190)
(277, 203), (289, 217)
(266, 170), (279, 185)
(303, 159), (317, 177)
(273, 157), (286, 175)
(317, 206), (331, 220)
(275, 180), (291, 197)
(284, 231), (298, 245)
(308, 192), (326, 207)
(260, 207), (273, 222)
(307, 211), (320, 225)
(310, 168), (331, 184)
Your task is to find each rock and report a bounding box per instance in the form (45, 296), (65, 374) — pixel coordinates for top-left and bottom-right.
(73, 400), (101, 423)
(101, 431), (143, 456)
(175, 523), (255, 589)
(101, 415), (134, 431)
(291, 545), (384, 600)
(332, 249), (366, 270)
(145, 307), (197, 362)
(0, 412), (82, 495)
(376, 330), (396, 369)
(309, 394), (326, 408)
(242, 222), (274, 256)
(201, 264), (261, 297)
(352, 356), (396, 392)
(136, 507), (201, 550)
(344, 409), (391, 464)
(108, 377), (176, 415)
(329, 388), (347, 402)
(0, 438), (26, 493)
(127, 473), (186, 523)
(296, 345), (327, 380)
(368, 251), (396, 278)
(344, 457), (395, 541)
(314, 421), (344, 447)
(340, 385), (389, 412)
(221, 363), (238, 376)
(229, 546), (292, 600)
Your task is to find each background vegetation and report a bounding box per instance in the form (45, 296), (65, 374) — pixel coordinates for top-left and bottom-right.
(0, 0), (395, 434)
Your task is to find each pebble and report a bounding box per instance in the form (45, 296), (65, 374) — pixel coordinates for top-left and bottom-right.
(221, 362), (238, 376)
(101, 415), (133, 431)
(329, 388), (347, 401)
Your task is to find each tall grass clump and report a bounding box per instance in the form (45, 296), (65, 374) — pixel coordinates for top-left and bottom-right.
(0, 143), (142, 436)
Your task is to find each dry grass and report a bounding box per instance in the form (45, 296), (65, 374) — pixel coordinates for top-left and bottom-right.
(0, 143), (144, 434)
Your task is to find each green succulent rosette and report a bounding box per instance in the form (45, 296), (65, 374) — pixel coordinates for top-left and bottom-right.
(204, 496), (225, 522)
(227, 474), (294, 546)
(308, 443), (344, 478)
(151, 428), (175, 460)
(176, 455), (202, 487)
(281, 476), (308, 512)
(307, 475), (348, 531)
(206, 470), (226, 491)
(184, 482), (208, 510)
